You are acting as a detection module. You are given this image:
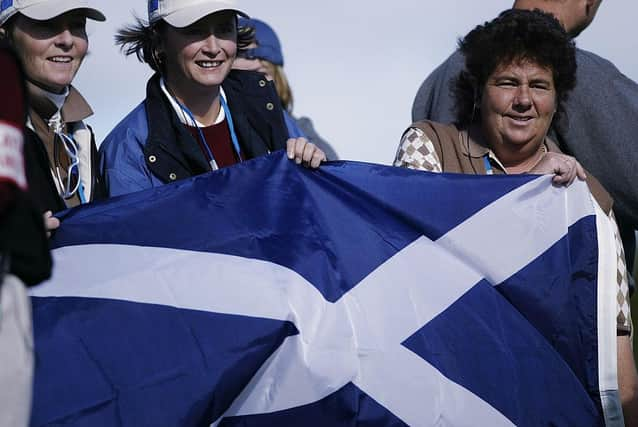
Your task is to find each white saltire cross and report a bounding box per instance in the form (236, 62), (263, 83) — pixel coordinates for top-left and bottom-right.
(32, 177), (593, 427)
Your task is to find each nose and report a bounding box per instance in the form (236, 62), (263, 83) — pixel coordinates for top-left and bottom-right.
(513, 85), (532, 110)
(54, 28), (74, 50)
(202, 34), (222, 57)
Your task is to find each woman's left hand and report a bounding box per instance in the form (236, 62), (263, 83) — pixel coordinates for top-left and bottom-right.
(43, 210), (60, 238)
(529, 152), (587, 186)
(286, 138), (326, 169)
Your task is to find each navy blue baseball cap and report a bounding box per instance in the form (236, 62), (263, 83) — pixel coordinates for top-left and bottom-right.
(238, 18), (284, 66)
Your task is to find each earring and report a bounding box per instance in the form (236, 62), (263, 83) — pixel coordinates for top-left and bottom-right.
(151, 50), (164, 70)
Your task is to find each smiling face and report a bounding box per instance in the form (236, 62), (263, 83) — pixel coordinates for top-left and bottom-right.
(162, 11), (237, 98)
(9, 11), (88, 94)
(480, 59), (557, 163)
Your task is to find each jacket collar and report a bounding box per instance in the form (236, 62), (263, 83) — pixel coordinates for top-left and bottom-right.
(458, 124), (490, 158)
(159, 77), (227, 126)
(143, 74), (210, 178)
(27, 81), (93, 124)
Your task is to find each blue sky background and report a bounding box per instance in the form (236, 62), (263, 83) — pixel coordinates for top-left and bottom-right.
(76, 1), (638, 164)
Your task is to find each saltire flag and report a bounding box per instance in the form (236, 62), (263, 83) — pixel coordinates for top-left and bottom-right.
(30, 151), (621, 426)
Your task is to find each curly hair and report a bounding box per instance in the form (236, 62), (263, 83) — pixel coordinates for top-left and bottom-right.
(115, 15), (255, 74)
(453, 9), (576, 127)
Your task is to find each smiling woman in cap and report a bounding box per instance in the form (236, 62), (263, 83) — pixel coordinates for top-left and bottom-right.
(100, 0), (326, 198)
(0, 0), (106, 235)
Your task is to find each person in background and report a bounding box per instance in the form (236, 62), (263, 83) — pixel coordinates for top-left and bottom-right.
(233, 17), (338, 160)
(411, 0), (637, 274)
(0, 0), (106, 236)
(100, 0), (325, 198)
(0, 41), (52, 427)
(396, 9), (638, 423)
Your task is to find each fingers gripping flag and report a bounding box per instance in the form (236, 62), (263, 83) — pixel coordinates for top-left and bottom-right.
(31, 152), (618, 426)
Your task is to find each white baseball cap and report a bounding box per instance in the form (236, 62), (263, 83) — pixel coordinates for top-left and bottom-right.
(0, 0), (106, 26)
(148, 0), (248, 28)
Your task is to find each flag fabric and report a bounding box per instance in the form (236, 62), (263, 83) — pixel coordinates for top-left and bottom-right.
(30, 151), (619, 426)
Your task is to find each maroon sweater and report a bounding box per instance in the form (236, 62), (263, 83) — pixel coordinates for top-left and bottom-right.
(0, 46), (26, 213)
(186, 119), (240, 169)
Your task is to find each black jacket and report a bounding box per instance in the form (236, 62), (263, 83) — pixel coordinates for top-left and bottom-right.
(23, 126), (104, 214)
(142, 70), (289, 184)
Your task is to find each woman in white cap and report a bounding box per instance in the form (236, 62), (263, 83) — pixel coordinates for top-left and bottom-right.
(100, 0), (326, 197)
(0, 0), (106, 235)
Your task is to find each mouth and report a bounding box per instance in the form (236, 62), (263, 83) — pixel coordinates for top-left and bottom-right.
(195, 60), (224, 69)
(505, 115), (534, 123)
(48, 56), (73, 63)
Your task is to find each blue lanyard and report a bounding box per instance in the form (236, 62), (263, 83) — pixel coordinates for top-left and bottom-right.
(78, 183), (87, 204)
(483, 155), (494, 175)
(219, 95), (241, 160)
(177, 94), (242, 171)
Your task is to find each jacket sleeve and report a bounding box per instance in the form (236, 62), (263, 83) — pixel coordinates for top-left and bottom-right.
(0, 192), (52, 286)
(283, 110), (305, 139)
(411, 51), (465, 124)
(99, 111), (156, 198)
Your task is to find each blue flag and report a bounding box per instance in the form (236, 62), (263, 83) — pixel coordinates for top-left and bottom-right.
(31, 152), (618, 426)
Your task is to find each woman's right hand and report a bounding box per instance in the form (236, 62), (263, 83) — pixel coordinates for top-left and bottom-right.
(286, 138), (326, 169)
(529, 152), (587, 187)
(43, 211), (60, 238)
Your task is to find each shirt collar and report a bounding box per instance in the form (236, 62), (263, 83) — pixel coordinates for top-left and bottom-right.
(159, 78), (226, 127)
(459, 125), (557, 173)
(44, 86), (69, 111)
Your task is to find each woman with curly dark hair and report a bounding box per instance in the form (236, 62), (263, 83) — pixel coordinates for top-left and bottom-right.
(100, 0), (325, 198)
(394, 8), (638, 424)
(396, 9), (585, 183)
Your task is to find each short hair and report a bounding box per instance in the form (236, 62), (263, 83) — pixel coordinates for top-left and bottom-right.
(453, 8), (577, 127)
(115, 16), (254, 73)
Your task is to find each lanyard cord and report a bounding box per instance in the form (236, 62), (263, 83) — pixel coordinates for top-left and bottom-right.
(483, 155), (494, 175)
(482, 143), (547, 176)
(175, 94), (242, 171)
(220, 95), (242, 160)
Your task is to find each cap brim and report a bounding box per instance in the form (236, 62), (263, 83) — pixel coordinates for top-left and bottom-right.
(20, 0), (105, 22)
(162, 2), (248, 28)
